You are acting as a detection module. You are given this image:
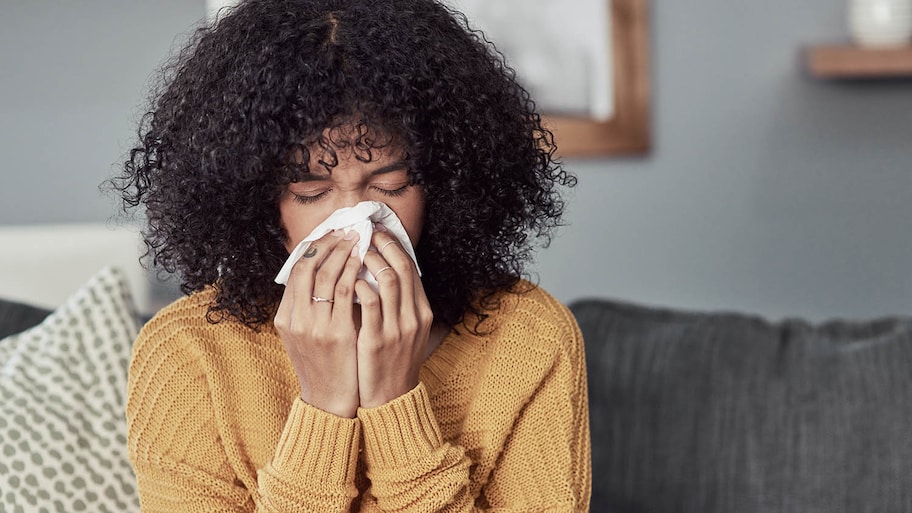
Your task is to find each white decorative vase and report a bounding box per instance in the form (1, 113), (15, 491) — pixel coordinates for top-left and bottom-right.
(849, 0), (912, 47)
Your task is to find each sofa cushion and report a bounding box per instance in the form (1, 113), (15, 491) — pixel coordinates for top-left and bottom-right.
(571, 298), (912, 513)
(0, 297), (51, 339)
(0, 266), (140, 512)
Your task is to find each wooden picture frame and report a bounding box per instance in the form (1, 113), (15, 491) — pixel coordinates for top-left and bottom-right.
(544, 0), (651, 157)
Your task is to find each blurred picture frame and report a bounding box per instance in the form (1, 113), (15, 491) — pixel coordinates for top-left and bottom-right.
(544, 0), (651, 157)
(451, 0), (651, 158)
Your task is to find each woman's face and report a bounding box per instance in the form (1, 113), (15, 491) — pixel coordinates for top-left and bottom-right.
(278, 139), (425, 253)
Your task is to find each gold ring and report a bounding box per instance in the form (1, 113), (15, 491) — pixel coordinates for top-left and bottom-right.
(374, 266), (393, 278)
(311, 295), (334, 303)
(378, 240), (397, 254)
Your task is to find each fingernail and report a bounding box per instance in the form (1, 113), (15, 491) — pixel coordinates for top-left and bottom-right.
(344, 230), (357, 240)
(375, 224), (388, 232)
(351, 246), (359, 257)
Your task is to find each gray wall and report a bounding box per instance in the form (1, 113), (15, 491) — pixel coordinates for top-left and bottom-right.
(2, 1), (910, 321)
(0, 0), (204, 223)
(535, 1), (912, 321)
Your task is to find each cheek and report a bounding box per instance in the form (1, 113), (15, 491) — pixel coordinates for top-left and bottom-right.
(279, 199), (322, 253)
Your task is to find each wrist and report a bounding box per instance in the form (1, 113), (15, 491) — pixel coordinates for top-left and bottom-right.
(300, 389), (359, 419)
(358, 376), (420, 409)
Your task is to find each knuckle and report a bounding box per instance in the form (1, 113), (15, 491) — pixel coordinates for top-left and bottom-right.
(360, 338), (382, 354)
(384, 328), (402, 343)
(360, 295), (381, 308)
(276, 325), (300, 341)
(291, 318), (313, 336)
(310, 325), (331, 340)
(392, 258), (414, 274)
(288, 260), (310, 279)
(334, 283), (352, 298)
(401, 314), (421, 331)
(376, 269), (399, 283)
(298, 243), (321, 261)
(324, 330), (347, 345)
(314, 273), (335, 289)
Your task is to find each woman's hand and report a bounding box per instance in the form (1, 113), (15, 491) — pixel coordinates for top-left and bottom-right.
(274, 230), (362, 418)
(354, 228), (434, 408)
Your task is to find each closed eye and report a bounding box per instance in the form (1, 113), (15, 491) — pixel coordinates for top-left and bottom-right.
(288, 183), (410, 204)
(373, 184), (410, 197)
(292, 190), (330, 204)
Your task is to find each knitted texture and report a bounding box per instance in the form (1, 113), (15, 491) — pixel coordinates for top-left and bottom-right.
(125, 283), (591, 512)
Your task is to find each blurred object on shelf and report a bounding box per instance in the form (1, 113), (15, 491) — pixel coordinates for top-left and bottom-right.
(849, 0), (912, 47)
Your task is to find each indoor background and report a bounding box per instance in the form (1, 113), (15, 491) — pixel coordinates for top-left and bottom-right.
(2, 0), (910, 321)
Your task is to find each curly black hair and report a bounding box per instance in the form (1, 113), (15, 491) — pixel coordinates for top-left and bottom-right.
(110, 0), (575, 331)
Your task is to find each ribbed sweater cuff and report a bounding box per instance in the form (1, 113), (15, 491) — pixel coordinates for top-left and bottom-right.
(357, 382), (443, 469)
(271, 398), (361, 483)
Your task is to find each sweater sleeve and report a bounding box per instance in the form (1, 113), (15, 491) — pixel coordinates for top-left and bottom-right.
(355, 302), (592, 512)
(357, 383), (473, 511)
(258, 398), (362, 511)
(126, 321), (361, 512)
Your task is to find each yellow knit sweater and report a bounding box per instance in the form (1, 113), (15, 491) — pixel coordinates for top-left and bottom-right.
(126, 283), (591, 512)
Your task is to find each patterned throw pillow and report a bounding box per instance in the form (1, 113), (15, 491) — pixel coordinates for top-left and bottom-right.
(0, 266), (140, 513)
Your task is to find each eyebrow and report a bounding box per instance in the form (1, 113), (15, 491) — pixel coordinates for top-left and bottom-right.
(295, 161), (409, 182)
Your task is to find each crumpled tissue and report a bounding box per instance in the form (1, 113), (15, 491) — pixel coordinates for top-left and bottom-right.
(273, 201), (420, 300)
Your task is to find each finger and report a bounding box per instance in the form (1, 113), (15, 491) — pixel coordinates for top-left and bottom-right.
(371, 230), (418, 311)
(371, 230), (416, 272)
(355, 280), (381, 334)
(362, 248), (401, 329)
(312, 230), (360, 302)
(287, 230), (343, 280)
(375, 235), (399, 259)
(277, 231), (342, 334)
(287, 230), (347, 314)
(330, 244), (361, 322)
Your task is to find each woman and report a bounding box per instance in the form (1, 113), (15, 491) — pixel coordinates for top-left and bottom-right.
(114, 0), (590, 510)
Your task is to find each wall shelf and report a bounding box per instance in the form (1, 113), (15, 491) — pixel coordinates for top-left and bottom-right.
(805, 44), (912, 78)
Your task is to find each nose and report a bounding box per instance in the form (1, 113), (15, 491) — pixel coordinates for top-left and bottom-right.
(336, 188), (368, 209)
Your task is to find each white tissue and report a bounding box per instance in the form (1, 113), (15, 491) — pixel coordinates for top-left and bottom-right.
(273, 201), (420, 299)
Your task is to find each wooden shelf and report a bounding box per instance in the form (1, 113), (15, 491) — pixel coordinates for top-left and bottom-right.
(805, 44), (912, 78)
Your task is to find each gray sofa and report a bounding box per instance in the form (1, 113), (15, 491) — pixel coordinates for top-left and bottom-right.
(570, 298), (912, 513)
(4, 287), (912, 513)
(0, 297), (51, 339)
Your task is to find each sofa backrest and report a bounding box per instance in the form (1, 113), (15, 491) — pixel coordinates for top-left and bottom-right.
(0, 223), (152, 313)
(571, 298), (912, 513)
